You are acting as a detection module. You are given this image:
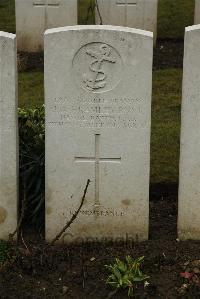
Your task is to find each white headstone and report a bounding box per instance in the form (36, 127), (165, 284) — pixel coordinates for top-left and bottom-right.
(178, 25), (200, 240)
(194, 0), (200, 25)
(0, 32), (18, 240)
(15, 0), (77, 52)
(95, 0), (158, 43)
(45, 25), (153, 243)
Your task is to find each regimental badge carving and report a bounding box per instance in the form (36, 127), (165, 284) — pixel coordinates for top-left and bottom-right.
(73, 42), (122, 93)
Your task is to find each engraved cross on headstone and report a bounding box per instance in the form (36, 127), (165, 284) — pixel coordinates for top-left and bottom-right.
(116, 0), (138, 25)
(75, 134), (121, 207)
(116, 0), (138, 6)
(33, 0), (60, 7)
(33, 0), (60, 29)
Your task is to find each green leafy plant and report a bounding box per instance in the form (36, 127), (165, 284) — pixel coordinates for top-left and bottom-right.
(105, 255), (149, 297)
(18, 105), (45, 229)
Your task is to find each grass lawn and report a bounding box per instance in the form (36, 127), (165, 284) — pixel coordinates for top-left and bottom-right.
(151, 69), (182, 184)
(158, 0), (195, 39)
(18, 72), (44, 107)
(79, 0), (95, 25)
(0, 0), (15, 33)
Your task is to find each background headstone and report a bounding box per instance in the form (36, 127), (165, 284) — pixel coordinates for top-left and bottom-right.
(178, 24), (200, 240)
(45, 25), (153, 243)
(15, 0), (77, 52)
(194, 0), (200, 24)
(0, 32), (18, 240)
(95, 0), (158, 43)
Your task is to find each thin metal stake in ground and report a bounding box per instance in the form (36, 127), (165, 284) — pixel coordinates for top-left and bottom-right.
(49, 179), (91, 246)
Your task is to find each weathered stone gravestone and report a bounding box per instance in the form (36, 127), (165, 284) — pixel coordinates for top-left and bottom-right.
(45, 25), (153, 243)
(95, 0), (158, 43)
(15, 0), (77, 52)
(195, 0), (200, 25)
(0, 32), (18, 240)
(178, 25), (200, 240)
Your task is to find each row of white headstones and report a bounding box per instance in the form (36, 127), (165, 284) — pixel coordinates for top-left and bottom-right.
(15, 0), (200, 52)
(0, 24), (200, 243)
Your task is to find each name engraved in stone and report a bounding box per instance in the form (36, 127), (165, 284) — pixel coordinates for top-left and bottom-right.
(70, 209), (125, 217)
(47, 97), (147, 129)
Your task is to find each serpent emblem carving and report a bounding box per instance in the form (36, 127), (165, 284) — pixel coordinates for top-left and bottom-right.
(83, 44), (117, 91)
